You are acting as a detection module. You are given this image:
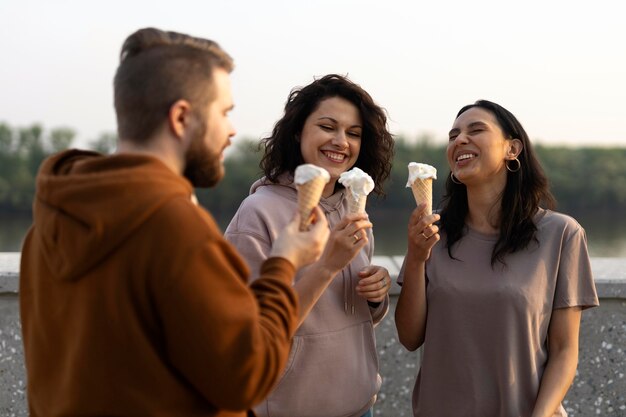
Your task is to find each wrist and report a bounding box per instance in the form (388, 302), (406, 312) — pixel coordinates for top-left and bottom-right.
(314, 261), (340, 281)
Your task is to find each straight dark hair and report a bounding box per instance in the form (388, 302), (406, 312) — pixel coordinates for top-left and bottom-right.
(260, 74), (394, 196)
(114, 28), (234, 143)
(440, 100), (556, 265)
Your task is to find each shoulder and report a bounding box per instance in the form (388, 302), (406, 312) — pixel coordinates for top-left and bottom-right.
(537, 209), (584, 235)
(151, 195), (222, 244)
(535, 209), (588, 250)
(136, 195), (248, 277)
(226, 183), (295, 238)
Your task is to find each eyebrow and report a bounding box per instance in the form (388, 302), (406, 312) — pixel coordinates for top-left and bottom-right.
(448, 120), (489, 136)
(317, 116), (362, 129)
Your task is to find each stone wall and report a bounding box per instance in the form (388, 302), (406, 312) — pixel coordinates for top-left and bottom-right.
(1, 253), (625, 416)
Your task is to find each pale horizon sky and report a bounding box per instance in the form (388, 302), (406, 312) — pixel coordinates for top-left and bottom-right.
(1, 0), (625, 149)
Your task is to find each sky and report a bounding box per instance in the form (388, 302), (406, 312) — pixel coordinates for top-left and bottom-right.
(1, 0), (625, 149)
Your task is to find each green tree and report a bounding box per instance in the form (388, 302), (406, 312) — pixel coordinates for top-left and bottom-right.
(196, 138), (264, 225)
(49, 127), (75, 153)
(89, 132), (117, 154)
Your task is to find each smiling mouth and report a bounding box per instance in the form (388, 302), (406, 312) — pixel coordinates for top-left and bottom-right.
(456, 153), (476, 162)
(322, 150), (347, 162)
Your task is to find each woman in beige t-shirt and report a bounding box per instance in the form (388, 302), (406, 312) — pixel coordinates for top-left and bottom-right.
(395, 100), (599, 417)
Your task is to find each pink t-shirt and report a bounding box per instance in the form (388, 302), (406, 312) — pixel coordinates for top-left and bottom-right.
(398, 209), (599, 417)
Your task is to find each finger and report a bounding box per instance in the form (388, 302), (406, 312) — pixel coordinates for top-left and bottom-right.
(422, 233), (441, 248)
(352, 233), (369, 247)
(357, 286), (389, 302)
(348, 219), (373, 236)
(357, 273), (390, 291)
(358, 265), (379, 277)
(336, 213), (369, 231)
(421, 224), (437, 238)
(344, 212), (369, 222)
(417, 213), (440, 229)
(308, 207), (328, 232)
(358, 270), (386, 285)
(349, 232), (362, 245)
(409, 205), (426, 225)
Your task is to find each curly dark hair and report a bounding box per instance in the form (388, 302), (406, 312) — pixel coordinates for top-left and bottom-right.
(440, 100), (556, 266)
(259, 74), (394, 196)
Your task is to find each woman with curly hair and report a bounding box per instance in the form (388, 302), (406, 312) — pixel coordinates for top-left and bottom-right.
(226, 74), (395, 417)
(395, 100), (599, 417)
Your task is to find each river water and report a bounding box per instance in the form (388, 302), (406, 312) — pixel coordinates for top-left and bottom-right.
(2, 209), (626, 257)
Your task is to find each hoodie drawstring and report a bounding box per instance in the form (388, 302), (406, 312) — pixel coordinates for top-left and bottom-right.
(343, 263), (355, 315)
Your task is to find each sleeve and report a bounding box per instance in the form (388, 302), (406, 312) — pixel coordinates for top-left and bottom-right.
(366, 231), (389, 325)
(370, 296), (389, 326)
(553, 224), (599, 310)
(155, 238), (299, 411)
(225, 230), (272, 283)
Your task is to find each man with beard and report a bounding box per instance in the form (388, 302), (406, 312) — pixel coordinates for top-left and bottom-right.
(19, 27), (330, 417)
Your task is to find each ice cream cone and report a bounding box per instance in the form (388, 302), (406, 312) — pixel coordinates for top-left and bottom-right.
(338, 167), (374, 216)
(346, 193), (367, 215)
(411, 178), (433, 215)
(297, 176), (327, 231)
(407, 162), (436, 215)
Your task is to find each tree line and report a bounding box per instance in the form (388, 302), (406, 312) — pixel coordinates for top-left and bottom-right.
(2, 122), (625, 227)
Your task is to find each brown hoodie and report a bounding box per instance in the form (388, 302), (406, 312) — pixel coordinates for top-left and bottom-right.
(20, 149), (299, 417)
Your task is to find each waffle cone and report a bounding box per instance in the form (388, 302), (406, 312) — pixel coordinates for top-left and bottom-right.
(346, 192), (367, 215)
(297, 177), (326, 231)
(411, 178), (433, 215)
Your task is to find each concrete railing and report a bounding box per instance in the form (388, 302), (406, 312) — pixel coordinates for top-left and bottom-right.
(1, 253), (625, 416)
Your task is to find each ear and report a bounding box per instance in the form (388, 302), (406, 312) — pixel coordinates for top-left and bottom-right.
(168, 99), (193, 142)
(507, 138), (524, 159)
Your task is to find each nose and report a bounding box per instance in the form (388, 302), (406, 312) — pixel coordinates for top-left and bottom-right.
(228, 120), (236, 139)
(331, 130), (349, 148)
(453, 132), (469, 145)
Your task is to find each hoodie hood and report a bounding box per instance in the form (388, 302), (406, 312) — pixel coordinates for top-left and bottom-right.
(31, 149), (194, 281)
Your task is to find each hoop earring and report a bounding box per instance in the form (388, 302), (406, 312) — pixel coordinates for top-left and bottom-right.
(506, 158), (521, 173)
(450, 172), (462, 184)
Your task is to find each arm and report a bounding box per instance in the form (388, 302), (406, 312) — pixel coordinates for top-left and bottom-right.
(531, 306), (582, 417)
(394, 205), (440, 351)
(227, 202), (372, 327)
(158, 211), (328, 410)
(292, 213), (372, 326)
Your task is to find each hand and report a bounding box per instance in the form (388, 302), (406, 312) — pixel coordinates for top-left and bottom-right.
(356, 265), (391, 303)
(407, 203), (440, 262)
(270, 207), (330, 270)
(316, 213), (372, 273)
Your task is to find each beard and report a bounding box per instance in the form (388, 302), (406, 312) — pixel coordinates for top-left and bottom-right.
(183, 120), (224, 188)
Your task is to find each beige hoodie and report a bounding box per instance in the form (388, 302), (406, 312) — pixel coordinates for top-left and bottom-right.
(225, 173), (387, 417)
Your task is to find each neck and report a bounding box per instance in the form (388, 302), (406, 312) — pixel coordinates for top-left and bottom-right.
(116, 136), (184, 176)
(322, 179), (337, 198)
(465, 182), (504, 234)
